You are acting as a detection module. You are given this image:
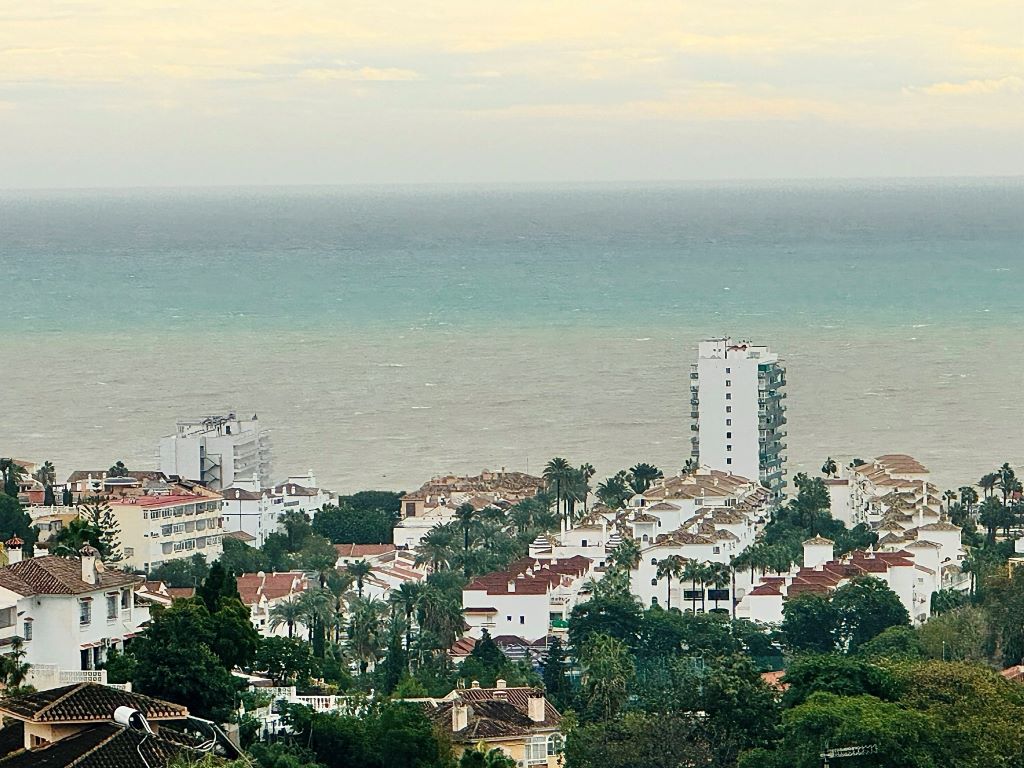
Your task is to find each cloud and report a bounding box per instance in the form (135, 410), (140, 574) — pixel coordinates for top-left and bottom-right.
(915, 76), (1023, 96)
(463, 84), (849, 122)
(298, 66), (421, 82)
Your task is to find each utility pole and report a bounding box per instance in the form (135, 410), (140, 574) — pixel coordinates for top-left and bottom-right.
(821, 745), (878, 768)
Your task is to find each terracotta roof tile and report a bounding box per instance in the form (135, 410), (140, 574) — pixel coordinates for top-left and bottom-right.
(0, 557), (136, 597)
(0, 683), (187, 723)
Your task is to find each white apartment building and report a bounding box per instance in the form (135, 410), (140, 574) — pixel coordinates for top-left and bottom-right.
(691, 338), (787, 502)
(221, 473), (330, 546)
(0, 542), (149, 672)
(159, 413), (272, 490)
(738, 536), (966, 627)
(462, 556), (593, 641)
(107, 487), (225, 572)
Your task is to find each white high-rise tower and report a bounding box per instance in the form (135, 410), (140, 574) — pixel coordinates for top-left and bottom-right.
(690, 338), (787, 502)
(159, 412), (272, 490)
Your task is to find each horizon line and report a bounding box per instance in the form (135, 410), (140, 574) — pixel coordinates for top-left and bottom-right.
(2, 173), (1023, 195)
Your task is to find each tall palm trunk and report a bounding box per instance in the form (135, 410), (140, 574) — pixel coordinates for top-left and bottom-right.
(691, 578), (698, 613)
(666, 575), (672, 610)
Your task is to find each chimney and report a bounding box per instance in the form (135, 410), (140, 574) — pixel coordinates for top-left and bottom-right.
(496, 678), (507, 689)
(80, 545), (100, 585)
(5, 536), (23, 565)
(527, 694), (545, 722)
(452, 704), (469, 732)
(507, 580), (516, 593)
(470, 680), (480, 689)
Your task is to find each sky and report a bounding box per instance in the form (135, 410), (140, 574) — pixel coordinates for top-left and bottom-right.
(1, 1), (1022, 187)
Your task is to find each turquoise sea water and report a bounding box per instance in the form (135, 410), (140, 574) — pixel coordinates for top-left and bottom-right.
(3, 180), (1023, 492)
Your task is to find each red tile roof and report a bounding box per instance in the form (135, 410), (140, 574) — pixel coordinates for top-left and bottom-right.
(236, 572), (309, 605)
(0, 557), (137, 597)
(0, 683), (187, 723)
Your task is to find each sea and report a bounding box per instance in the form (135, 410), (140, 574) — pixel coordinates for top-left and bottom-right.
(2, 179), (1023, 495)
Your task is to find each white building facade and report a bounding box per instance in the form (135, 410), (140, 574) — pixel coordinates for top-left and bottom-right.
(159, 413), (272, 490)
(0, 545), (149, 673)
(691, 338), (787, 502)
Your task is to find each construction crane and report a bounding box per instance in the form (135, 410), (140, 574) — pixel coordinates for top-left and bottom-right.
(821, 744), (878, 767)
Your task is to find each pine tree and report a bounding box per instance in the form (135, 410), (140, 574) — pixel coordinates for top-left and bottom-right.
(77, 498), (122, 562)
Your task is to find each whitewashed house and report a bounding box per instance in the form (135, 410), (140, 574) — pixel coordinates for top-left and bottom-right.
(0, 541), (149, 677)
(462, 556), (592, 641)
(237, 571), (311, 638)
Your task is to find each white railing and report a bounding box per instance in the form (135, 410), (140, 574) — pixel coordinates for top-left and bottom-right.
(61, 670), (106, 685)
(255, 686), (372, 715)
(25, 666), (121, 691)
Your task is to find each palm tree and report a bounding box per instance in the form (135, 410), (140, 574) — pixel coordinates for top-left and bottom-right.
(959, 486), (979, 514)
(347, 596), (386, 675)
(979, 473), (999, 499)
(682, 459), (697, 475)
(544, 457), (573, 525)
(269, 596), (304, 638)
(416, 584), (464, 655)
(456, 503), (476, 553)
(629, 463), (664, 494)
(998, 463), (1020, 507)
(821, 457), (838, 478)
(414, 525), (457, 571)
(655, 555), (685, 610)
(979, 497), (1003, 544)
(33, 461), (55, 487)
(297, 587), (336, 653)
(346, 560), (373, 598)
(596, 472), (632, 509)
(942, 489), (958, 513)
(609, 537), (642, 572)
(389, 582), (422, 656)
(680, 559), (706, 613)
(579, 463), (596, 509)
(706, 562), (731, 612)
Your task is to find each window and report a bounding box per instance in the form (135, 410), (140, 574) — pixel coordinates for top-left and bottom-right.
(0, 607), (14, 629)
(581, 539), (588, 547)
(22, 620), (32, 641)
(405, 502), (416, 516)
(79, 599), (92, 626)
(124, 547), (134, 558)
(726, 445), (732, 451)
(519, 616), (525, 625)
(713, 546), (721, 554)
(726, 406), (732, 413)
(726, 458), (732, 465)
(725, 393), (732, 400)
(121, 590), (130, 610)
(107, 594), (117, 620)
(726, 418), (732, 426)
(651, 558), (657, 565)
(526, 737), (547, 764)
(725, 367), (731, 374)
(173, 523), (185, 534)
(651, 578), (657, 586)
(548, 734), (564, 757)
(161, 525), (172, 537)
(506, 616), (512, 622)
(726, 431), (732, 438)
(726, 380), (731, 387)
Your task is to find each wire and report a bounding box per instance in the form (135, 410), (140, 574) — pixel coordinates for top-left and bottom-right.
(135, 733), (152, 768)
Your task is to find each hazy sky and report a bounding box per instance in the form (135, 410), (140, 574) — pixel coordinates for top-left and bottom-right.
(2, 1), (1022, 187)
